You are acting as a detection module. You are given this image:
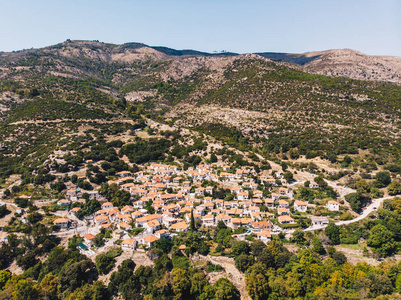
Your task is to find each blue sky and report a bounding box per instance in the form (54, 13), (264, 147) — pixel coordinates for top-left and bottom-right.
(0, 0), (400, 56)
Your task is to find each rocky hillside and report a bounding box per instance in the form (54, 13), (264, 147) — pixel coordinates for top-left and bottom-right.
(0, 40), (401, 180)
(257, 49), (401, 84)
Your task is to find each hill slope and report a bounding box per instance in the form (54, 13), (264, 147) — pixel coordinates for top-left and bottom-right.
(0, 40), (401, 180)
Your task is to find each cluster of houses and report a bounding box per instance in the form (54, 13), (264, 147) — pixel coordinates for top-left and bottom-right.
(46, 162), (341, 250)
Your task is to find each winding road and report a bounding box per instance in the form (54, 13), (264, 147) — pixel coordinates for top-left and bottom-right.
(305, 195), (400, 231)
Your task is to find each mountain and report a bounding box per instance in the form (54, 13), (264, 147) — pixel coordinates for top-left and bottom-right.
(258, 49), (401, 84)
(0, 40), (401, 180)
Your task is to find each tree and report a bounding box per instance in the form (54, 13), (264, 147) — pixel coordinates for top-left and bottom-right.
(96, 253), (115, 275)
(214, 278), (240, 300)
(355, 179), (370, 196)
(58, 259), (98, 296)
(345, 193), (364, 212)
(312, 237), (325, 254)
(93, 234), (105, 247)
(190, 272), (209, 297)
(50, 180), (66, 193)
(0, 205), (10, 218)
(190, 210), (196, 231)
(250, 240), (266, 257)
(292, 229), (306, 245)
(376, 171), (391, 187)
(324, 223), (341, 245)
(217, 221), (227, 230)
(235, 254), (254, 272)
(17, 251), (39, 270)
(232, 241), (250, 256)
(283, 171), (294, 183)
(246, 272), (269, 300)
(387, 181), (401, 195)
(332, 251), (347, 265)
(39, 274), (58, 300)
(370, 187), (384, 199)
(12, 279), (40, 300)
(367, 224), (396, 257)
(368, 274), (393, 296)
(210, 153), (218, 163)
(0, 270), (11, 290)
(172, 268), (191, 300)
(111, 189), (131, 207)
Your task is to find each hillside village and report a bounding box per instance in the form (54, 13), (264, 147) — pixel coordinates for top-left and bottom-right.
(8, 157), (353, 257)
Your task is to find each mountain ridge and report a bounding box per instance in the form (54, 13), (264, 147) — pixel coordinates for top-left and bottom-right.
(1, 40), (400, 84)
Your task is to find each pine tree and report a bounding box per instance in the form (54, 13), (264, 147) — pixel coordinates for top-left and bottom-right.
(190, 210), (196, 231)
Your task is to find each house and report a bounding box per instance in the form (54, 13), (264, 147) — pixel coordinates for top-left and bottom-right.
(201, 214), (215, 226)
(87, 191), (102, 200)
(253, 199), (263, 207)
(118, 222), (132, 231)
(173, 177), (182, 184)
(162, 215), (179, 227)
(112, 229), (124, 239)
(185, 212), (201, 223)
(216, 214), (232, 225)
(265, 199), (275, 209)
(135, 214), (163, 227)
(145, 220), (161, 233)
(143, 235), (159, 247)
(121, 206), (135, 215)
(327, 201), (340, 211)
(257, 230), (272, 243)
(265, 178), (277, 186)
(53, 218), (70, 228)
(66, 189), (77, 200)
(237, 192), (249, 201)
(170, 221), (189, 232)
(277, 207), (289, 215)
(294, 200), (308, 213)
(195, 187), (205, 196)
(278, 200), (289, 208)
(102, 202), (114, 210)
(310, 216), (329, 226)
(278, 215), (295, 224)
(94, 215), (109, 225)
(279, 188), (291, 197)
(272, 193), (280, 201)
(121, 238), (137, 250)
(248, 206), (260, 213)
(83, 233), (95, 246)
(154, 229), (170, 239)
(57, 199), (71, 206)
(116, 171), (131, 177)
(70, 207), (81, 215)
(205, 186), (214, 195)
(21, 213), (29, 224)
(309, 182), (319, 188)
(251, 221), (272, 232)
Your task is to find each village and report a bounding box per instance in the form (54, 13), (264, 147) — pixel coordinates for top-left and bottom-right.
(22, 159), (350, 257)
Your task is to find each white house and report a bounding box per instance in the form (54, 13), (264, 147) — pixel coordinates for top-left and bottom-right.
(122, 238), (137, 250)
(294, 200), (308, 213)
(257, 230), (272, 243)
(327, 201), (340, 211)
(53, 218), (70, 228)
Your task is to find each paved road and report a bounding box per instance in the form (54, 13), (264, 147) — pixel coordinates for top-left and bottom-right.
(305, 195), (400, 231)
(335, 195), (398, 226)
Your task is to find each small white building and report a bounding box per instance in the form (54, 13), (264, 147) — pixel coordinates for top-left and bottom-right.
(294, 200), (308, 213)
(327, 201), (340, 211)
(53, 218), (70, 228)
(257, 230), (272, 243)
